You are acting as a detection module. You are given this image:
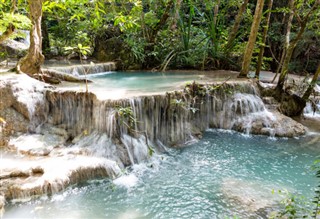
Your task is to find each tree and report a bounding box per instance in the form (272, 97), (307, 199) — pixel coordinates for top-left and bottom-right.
(276, 0), (320, 92)
(271, 0), (295, 83)
(16, 0), (44, 75)
(255, 0), (273, 79)
(0, 0), (31, 44)
(238, 0), (265, 78)
(224, 0), (249, 53)
(302, 64), (320, 101)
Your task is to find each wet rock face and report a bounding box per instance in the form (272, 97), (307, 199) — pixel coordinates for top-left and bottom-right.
(233, 110), (306, 137)
(0, 145), (120, 213)
(0, 82), (28, 146)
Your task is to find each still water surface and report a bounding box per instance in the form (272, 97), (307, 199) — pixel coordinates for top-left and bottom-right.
(60, 71), (221, 99)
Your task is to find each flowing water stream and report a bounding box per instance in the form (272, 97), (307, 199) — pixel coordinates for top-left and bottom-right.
(3, 130), (319, 219)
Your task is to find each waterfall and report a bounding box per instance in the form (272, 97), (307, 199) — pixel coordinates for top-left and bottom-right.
(39, 81), (299, 168)
(304, 100), (320, 118)
(3, 77), (305, 169)
(49, 62), (116, 76)
(1, 76), (307, 210)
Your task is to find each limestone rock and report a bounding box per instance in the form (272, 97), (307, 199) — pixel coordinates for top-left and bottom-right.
(0, 83), (15, 110)
(221, 178), (285, 217)
(0, 195), (5, 217)
(9, 134), (67, 156)
(0, 39), (28, 58)
(233, 110), (306, 137)
(0, 107), (29, 134)
(0, 151), (121, 211)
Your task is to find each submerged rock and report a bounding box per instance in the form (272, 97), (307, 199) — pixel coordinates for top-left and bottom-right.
(221, 178), (284, 217)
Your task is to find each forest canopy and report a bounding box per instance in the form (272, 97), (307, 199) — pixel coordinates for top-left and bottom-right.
(0, 0), (319, 74)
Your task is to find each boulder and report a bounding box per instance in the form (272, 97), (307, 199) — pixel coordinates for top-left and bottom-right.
(233, 110), (306, 137)
(0, 39), (28, 58)
(9, 134), (67, 156)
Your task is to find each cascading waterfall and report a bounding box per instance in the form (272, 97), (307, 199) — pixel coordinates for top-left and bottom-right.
(41, 82), (283, 169)
(304, 100), (320, 118)
(48, 62), (116, 76)
(0, 74), (308, 215)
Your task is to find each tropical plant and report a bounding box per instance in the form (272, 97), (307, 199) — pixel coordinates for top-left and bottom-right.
(271, 159), (320, 219)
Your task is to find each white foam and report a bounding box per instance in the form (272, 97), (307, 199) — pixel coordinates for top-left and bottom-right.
(113, 174), (139, 188)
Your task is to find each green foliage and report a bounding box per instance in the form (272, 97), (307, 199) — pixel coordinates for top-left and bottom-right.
(270, 190), (312, 219)
(0, 13), (31, 33)
(116, 106), (136, 130)
(311, 159), (320, 218)
(184, 81), (207, 98)
(271, 159), (320, 219)
(7, 0), (315, 72)
(123, 33), (146, 64)
(64, 44), (91, 59)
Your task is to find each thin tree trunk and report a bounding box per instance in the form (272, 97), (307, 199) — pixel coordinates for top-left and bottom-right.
(171, 0), (182, 30)
(239, 0), (265, 78)
(272, 0), (294, 83)
(276, 0), (320, 91)
(17, 0), (44, 75)
(302, 64), (320, 101)
(256, 0), (273, 79)
(41, 14), (50, 55)
(211, 0), (221, 54)
(0, 24), (15, 44)
(149, 0), (174, 44)
(225, 0), (249, 52)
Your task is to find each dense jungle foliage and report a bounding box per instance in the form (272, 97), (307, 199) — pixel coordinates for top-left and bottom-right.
(0, 0), (319, 73)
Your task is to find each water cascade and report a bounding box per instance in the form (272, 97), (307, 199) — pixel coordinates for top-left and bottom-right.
(48, 62), (116, 76)
(0, 74), (307, 215)
(45, 83), (303, 152)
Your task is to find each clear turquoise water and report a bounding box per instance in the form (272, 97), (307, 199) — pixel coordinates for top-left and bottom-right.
(61, 72), (214, 99)
(88, 72), (207, 91)
(4, 130), (319, 219)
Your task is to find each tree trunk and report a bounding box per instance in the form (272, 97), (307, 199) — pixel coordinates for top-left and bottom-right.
(41, 14), (50, 56)
(0, 24), (15, 44)
(17, 0), (44, 75)
(271, 0), (294, 83)
(276, 0), (320, 91)
(256, 0), (273, 79)
(238, 0), (265, 78)
(225, 0), (249, 53)
(302, 64), (320, 101)
(149, 0), (174, 44)
(143, 0), (173, 68)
